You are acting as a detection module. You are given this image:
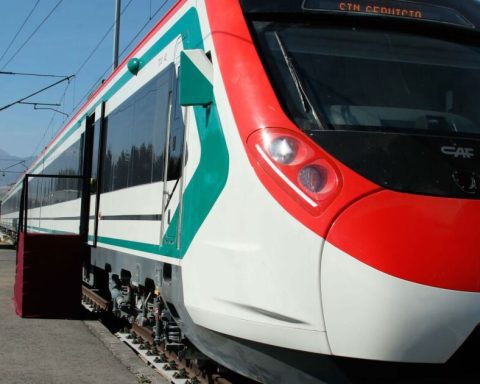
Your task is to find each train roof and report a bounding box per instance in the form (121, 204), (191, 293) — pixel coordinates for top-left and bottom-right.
(240, 0), (480, 30)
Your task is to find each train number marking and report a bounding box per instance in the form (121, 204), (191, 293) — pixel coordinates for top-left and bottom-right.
(157, 52), (169, 66)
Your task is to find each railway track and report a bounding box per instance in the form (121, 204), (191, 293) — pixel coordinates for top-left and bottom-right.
(82, 285), (255, 384)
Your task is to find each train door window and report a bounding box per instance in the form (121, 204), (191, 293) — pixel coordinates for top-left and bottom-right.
(152, 72), (172, 182)
(90, 118), (102, 193)
(167, 81), (185, 181)
(101, 119), (112, 193)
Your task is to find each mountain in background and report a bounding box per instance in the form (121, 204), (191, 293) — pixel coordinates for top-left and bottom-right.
(0, 148), (35, 199)
(0, 148), (15, 159)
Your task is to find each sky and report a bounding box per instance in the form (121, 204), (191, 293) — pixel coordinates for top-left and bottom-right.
(0, 0), (176, 163)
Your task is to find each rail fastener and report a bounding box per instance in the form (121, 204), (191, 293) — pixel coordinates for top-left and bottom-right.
(81, 285), (110, 311)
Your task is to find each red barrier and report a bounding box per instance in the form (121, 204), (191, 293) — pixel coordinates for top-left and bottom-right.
(14, 232), (83, 318)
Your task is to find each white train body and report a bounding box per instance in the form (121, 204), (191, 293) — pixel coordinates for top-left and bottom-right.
(3, 0), (480, 382)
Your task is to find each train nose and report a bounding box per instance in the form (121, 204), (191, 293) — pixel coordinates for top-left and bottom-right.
(321, 190), (480, 363)
(326, 190), (480, 292)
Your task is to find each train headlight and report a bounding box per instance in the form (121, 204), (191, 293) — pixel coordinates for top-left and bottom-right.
(298, 165), (327, 193)
(268, 137), (298, 165)
(247, 128), (342, 216)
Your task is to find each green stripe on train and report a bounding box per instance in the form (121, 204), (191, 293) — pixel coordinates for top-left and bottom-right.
(29, 8), (229, 259)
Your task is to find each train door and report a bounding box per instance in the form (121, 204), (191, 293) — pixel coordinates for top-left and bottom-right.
(160, 70), (185, 250)
(81, 104), (105, 247)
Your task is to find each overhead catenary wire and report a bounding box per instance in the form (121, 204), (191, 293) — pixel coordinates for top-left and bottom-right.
(74, 66), (112, 111)
(0, 0), (40, 66)
(29, 0), (172, 162)
(1, 160), (26, 171)
(0, 70), (69, 78)
(74, 0), (135, 76)
(0, 160), (27, 178)
(118, 0), (170, 59)
(63, 0), (136, 129)
(69, 0), (171, 116)
(29, 80), (72, 159)
(30, 111), (58, 159)
(18, 102), (69, 117)
(1, 0), (64, 71)
(0, 0), (69, 166)
(0, 75), (74, 112)
(0, 170), (26, 175)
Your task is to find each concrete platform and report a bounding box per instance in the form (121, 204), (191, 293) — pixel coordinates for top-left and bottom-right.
(0, 249), (165, 384)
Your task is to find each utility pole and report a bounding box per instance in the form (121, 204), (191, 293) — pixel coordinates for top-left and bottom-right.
(113, 0), (121, 71)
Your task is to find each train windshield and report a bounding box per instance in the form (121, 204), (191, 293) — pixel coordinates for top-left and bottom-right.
(252, 22), (480, 136)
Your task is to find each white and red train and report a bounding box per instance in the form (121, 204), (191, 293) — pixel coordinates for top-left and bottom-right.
(2, 0), (480, 382)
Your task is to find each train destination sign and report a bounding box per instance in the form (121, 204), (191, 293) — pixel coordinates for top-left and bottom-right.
(302, 0), (473, 28)
(337, 2), (423, 19)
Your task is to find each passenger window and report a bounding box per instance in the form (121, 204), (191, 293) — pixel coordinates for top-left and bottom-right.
(101, 65), (176, 192)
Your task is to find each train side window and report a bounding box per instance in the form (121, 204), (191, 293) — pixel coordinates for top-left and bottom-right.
(101, 65), (174, 192)
(27, 138), (84, 206)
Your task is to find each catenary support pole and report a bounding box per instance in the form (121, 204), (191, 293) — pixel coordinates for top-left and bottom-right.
(113, 0), (121, 71)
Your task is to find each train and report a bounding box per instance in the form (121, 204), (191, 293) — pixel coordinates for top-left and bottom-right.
(2, 0), (480, 382)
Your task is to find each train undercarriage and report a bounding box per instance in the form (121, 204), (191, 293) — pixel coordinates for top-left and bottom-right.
(81, 263), (256, 384)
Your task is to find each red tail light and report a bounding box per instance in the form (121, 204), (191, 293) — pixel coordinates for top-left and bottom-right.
(247, 128), (341, 215)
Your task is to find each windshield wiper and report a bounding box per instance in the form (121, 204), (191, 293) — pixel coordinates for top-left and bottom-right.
(274, 32), (323, 130)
